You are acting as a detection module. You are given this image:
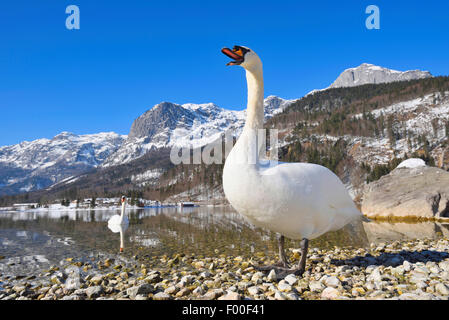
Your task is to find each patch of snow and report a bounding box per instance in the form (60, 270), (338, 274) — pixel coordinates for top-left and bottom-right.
(396, 158), (426, 169)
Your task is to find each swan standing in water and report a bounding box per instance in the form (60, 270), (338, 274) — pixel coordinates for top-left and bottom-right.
(107, 196), (129, 252)
(221, 46), (366, 276)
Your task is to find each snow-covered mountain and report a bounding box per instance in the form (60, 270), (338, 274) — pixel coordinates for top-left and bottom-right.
(0, 96), (294, 194)
(0, 132), (126, 195)
(329, 63), (432, 88)
(102, 96), (295, 167)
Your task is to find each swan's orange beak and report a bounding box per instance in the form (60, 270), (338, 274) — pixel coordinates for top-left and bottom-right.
(222, 46), (244, 66)
(120, 247), (123, 253)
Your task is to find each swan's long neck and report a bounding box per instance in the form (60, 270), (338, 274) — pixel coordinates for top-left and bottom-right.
(120, 202), (125, 222)
(244, 67), (264, 130)
(225, 62), (265, 170)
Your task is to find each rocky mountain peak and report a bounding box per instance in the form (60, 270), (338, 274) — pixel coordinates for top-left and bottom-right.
(103, 96), (295, 167)
(329, 63), (432, 89)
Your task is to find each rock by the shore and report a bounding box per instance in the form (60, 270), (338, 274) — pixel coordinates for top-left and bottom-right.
(362, 165), (449, 219)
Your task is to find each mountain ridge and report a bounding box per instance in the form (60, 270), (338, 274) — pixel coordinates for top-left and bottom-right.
(330, 63), (432, 88)
(102, 95), (295, 167)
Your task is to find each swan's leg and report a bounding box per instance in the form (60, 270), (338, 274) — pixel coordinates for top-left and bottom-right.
(254, 234), (290, 271)
(293, 238), (308, 276)
(278, 235), (290, 268)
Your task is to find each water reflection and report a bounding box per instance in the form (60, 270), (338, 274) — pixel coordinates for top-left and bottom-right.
(363, 221), (449, 243)
(0, 206), (447, 273)
(108, 224), (128, 253)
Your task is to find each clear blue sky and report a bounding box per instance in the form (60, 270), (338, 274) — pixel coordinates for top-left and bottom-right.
(1, 0), (448, 146)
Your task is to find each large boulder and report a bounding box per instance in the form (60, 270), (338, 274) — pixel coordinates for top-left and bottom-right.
(362, 165), (449, 219)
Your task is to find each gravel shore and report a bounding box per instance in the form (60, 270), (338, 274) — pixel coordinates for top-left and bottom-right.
(1, 237), (449, 300)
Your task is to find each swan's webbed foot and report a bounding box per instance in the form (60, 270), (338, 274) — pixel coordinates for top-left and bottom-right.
(291, 266), (305, 277)
(255, 234), (291, 274)
(254, 261), (290, 272)
(254, 265), (303, 279)
(256, 237), (309, 279)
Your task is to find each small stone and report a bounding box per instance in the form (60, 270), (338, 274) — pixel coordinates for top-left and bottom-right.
(277, 280), (292, 292)
(50, 275), (62, 285)
(351, 287), (365, 296)
(38, 287), (51, 295)
(202, 289), (224, 300)
(247, 286), (261, 296)
(104, 258), (113, 267)
(90, 274), (103, 285)
(429, 265), (441, 274)
(322, 275), (340, 288)
(403, 261), (411, 272)
(85, 286), (103, 299)
(284, 274), (298, 286)
(237, 281), (251, 291)
(61, 294), (81, 300)
(164, 286), (179, 295)
(176, 288), (191, 297)
(193, 261), (205, 269)
(73, 289), (86, 296)
(391, 266), (404, 277)
(286, 292), (301, 300)
(267, 270), (277, 282)
(193, 286), (205, 296)
(65, 277), (81, 290)
(398, 293), (425, 300)
(145, 273), (162, 283)
(435, 283), (449, 296)
(218, 291), (241, 300)
(251, 272), (264, 282)
(13, 285), (26, 293)
(153, 292), (171, 300)
(439, 261), (449, 272)
(367, 268), (382, 283)
(127, 283), (154, 299)
(409, 271), (428, 284)
(228, 286), (237, 292)
(321, 287), (340, 300)
(274, 291), (288, 300)
(200, 271), (212, 278)
(309, 280), (324, 292)
(414, 266), (429, 275)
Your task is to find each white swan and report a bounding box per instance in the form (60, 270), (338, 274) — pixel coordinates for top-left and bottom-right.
(221, 46), (365, 275)
(107, 196), (129, 252)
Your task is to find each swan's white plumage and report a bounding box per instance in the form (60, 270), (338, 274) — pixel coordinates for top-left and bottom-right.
(107, 200), (129, 233)
(108, 198), (129, 252)
(222, 47), (362, 241)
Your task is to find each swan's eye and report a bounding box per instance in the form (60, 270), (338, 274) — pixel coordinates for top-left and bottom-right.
(234, 46), (250, 56)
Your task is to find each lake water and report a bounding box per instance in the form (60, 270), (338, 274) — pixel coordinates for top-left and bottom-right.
(1, 206), (449, 277)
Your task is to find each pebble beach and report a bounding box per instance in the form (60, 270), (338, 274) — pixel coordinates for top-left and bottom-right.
(2, 237), (449, 300)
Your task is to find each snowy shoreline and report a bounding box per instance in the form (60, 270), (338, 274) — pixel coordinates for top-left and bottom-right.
(0, 204), (180, 214)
